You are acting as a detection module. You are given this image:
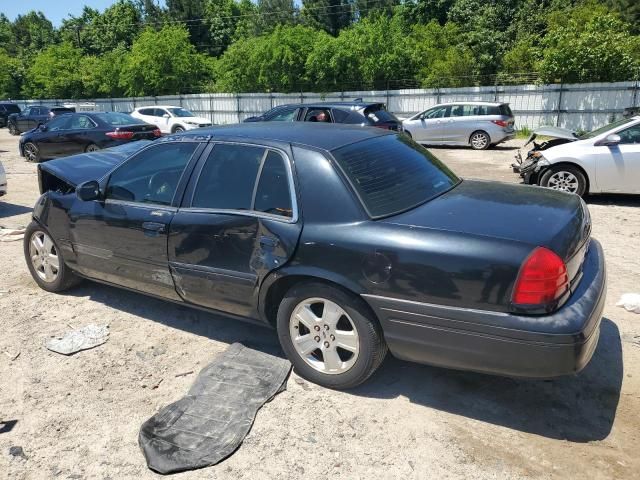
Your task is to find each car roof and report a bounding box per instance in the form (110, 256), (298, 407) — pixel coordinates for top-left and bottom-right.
(272, 102), (382, 110)
(177, 122), (393, 151)
(136, 105), (183, 110)
(431, 101), (507, 107)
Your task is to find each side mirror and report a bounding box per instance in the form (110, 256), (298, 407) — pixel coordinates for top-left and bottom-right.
(76, 180), (101, 201)
(596, 133), (621, 146)
(162, 113), (170, 119)
(38, 124), (47, 132)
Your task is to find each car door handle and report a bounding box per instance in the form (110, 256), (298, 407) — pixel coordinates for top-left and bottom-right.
(259, 236), (279, 248)
(142, 221), (165, 233)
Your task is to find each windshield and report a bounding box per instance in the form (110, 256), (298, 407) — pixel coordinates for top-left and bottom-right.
(95, 112), (139, 126)
(579, 118), (635, 139)
(332, 134), (460, 218)
(3, 104), (20, 113)
(167, 108), (195, 118)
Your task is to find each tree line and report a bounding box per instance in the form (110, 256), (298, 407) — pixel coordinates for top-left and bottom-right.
(0, 0), (638, 99)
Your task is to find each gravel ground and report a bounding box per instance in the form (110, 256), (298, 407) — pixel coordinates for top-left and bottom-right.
(1, 130), (639, 480)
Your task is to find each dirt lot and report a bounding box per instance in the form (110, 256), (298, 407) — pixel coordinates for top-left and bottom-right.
(1, 130), (639, 480)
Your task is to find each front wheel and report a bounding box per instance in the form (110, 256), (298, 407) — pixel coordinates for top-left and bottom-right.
(277, 282), (387, 389)
(8, 123), (18, 135)
(172, 126), (185, 133)
(540, 165), (587, 196)
(469, 130), (491, 150)
(24, 222), (82, 292)
(23, 142), (40, 162)
(85, 143), (100, 153)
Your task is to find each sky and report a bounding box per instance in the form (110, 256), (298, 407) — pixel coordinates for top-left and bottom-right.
(1, 1), (146, 26)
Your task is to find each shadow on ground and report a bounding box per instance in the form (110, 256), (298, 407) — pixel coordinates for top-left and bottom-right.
(67, 282), (621, 443)
(427, 145), (520, 151)
(586, 194), (640, 208)
(0, 201), (32, 219)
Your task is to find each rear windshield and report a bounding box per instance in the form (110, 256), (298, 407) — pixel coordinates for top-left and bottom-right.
(332, 135), (459, 218)
(95, 112), (139, 126)
(51, 107), (75, 114)
(2, 104), (20, 113)
(499, 104), (513, 116)
(363, 105), (399, 124)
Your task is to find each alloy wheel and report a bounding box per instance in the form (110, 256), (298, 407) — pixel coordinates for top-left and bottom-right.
(547, 171), (579, 193)
(86, 144), (100, 152)
(289, 298), (359, 375)
(24, 143), (38, 162)
(29, 231), (60, 283)
(470, 132), (489, 149)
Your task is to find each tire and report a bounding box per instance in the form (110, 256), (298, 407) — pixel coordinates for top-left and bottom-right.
(172, 126), (185, 133)
(8, 123), (18, 135)
(24, 221), (82, 293)
(277, 282), (387, 389)
(85, 143), (100, 153)
(23, 142), (41, 162)
(469, 130), (491, 150)
(540, 164), (587, 196)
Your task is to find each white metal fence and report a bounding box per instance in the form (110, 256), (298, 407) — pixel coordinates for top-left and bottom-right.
(11, 81), (640, 131)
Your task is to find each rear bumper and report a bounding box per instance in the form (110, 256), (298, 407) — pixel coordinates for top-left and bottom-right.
(363, 238), (606, 378)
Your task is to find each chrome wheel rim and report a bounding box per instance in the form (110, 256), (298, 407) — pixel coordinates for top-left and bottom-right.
(547, 171), (579, 193)
(289, 298), (359, 375)
(24, 143), (38, 162)
(86, 144), (99, 152)
(29, 231), (60, 283)
(174, 127), (184, 133)
(471, 132), (489, 149)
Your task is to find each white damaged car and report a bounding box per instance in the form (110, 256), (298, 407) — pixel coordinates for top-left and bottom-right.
(513, 117), (640, 196)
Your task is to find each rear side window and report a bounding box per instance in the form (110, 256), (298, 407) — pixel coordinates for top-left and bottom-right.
(192, 144), (265, 210)
(266, 107), (298, 122)
(254, 151), (293, 218)
(138, 108), (153, 116)
(363, 105), (399, 124)
(500, 104), (513, 116)
(106, 143), (198, 205)
(331, 109), (350, 123)
(332, 135), (459, 218)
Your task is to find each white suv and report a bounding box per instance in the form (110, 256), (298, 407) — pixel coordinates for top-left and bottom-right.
(131, 106), (212, 134)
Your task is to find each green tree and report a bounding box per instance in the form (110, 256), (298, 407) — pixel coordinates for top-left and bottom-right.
(0, 49), (22, 98)
(81, 47), (129, 97)
(306, 14), (413, 90)
(166, 0), (210, 50)
(538, 4), (640, 82)
(205, 0), (241, 56)
(257, 0), (298, 32)
(23, 42), (84, 98)
(11, 11), (57, 57)
(121, 25), (211, 95)
(607, 0), (640, 33)
(301, 0), (353, 36)
(216, 25), (325, 92)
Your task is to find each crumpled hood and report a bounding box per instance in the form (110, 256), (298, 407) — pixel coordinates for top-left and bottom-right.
(382, 179), (589, 260)
(525, 126), (577, 146)
(38, 140), (152, 188)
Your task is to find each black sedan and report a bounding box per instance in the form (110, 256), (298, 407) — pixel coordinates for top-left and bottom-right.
(244, 101), (403, 132)
(19, 112), (161, 162)
(25, 123), (605, 389)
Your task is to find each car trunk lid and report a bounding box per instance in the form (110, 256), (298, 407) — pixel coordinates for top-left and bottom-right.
(382, 180), (591, 266)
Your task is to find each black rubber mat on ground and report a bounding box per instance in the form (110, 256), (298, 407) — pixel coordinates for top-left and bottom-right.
(139, 342), (292, 474)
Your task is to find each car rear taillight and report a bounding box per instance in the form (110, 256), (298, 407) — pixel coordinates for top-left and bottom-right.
(153, 129), (161, 137)
(512, 247), (569, 307)
(491, 120), (509, 128)
(106, 131), (135, 140)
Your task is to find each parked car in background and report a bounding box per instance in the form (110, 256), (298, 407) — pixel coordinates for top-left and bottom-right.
(513, 116), (640, 196)
(0, 103), (21, 128)
(19, 112), (161, 162)
(402, 102), (515, 149)
(0, 160), (6, 198)
(27, 123), (604, 389)
(8, 105), (76, 135)
(244, 102), (403, 131)
(131, 106), (212, 134)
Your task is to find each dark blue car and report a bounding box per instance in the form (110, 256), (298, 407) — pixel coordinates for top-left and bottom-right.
(25, 123), (605, 389)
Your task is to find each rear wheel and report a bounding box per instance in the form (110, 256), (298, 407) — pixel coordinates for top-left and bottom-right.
(277, 282), (387, 389)
(23, 142), (40, 162)
(85, 143), (100, 153)
(540, 165), (587, 196)
(470, 130), (491, 150)
(24, 222), (82, 293)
